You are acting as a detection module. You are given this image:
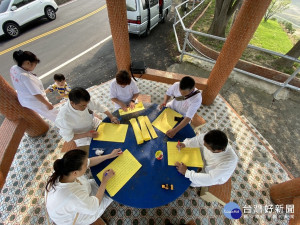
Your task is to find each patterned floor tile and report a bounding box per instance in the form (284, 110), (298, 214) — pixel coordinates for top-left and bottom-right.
(0, 79), (294, 225)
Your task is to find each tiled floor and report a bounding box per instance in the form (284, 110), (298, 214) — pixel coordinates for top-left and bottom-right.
(0, 79), (294, 225)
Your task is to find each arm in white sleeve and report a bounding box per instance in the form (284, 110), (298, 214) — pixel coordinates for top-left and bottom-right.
(166, 83), (177, 97)
(185, 94), (202, 119)
(110, 81), (117, 99)
(183, 134), (205, 148)
(185, 162), (235, 187)
(131, 79), (139, 94)
(72, 190), (100, 215)
(89, 98), (109, 113)
(21, 75), (43, 95)
(55, 118), (74, 142)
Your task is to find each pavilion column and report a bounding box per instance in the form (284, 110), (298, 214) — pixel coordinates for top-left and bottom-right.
(106, 0), (131, 72)
(270, 178), (300, 207)
(0, 76), (49, 136)
(202, 0), (271, 105)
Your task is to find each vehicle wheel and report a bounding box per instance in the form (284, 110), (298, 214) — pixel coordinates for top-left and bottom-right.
(45, 6), (56, 20)
(161, 10), (168, 23)
(3, 22), (20, 38)
(143, 28), (151, 37)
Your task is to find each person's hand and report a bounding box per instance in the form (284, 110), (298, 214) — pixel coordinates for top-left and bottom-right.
(120, 103), (128, 112)
(129, 101), (135, 109)
(175, 162), (187, 175)
(102, 169), (115, 183)
(88, 130), (99, 138)
(111, 116), (120, 124)
(166, 128), (177, 138)
(110, 148), (122, 158)
(177, 142), (185, 149)
(159, 103), (166, 110)
(47, 104), (54, 110)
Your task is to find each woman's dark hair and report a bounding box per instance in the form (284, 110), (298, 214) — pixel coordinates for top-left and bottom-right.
(13, 50), (40, 67)
(204, 129), (228, 151)
(69, 87), (90, 104)
(46, 149), (87, 192)
(54, 73), (66, 82)
(116, 70), (131, 85)
(179, 76), (195, 91)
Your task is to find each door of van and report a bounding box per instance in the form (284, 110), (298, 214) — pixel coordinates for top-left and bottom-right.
(149, 0), (159, 30)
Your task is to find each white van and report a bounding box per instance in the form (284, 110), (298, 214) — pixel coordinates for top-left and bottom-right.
(126, 0), (172, 36)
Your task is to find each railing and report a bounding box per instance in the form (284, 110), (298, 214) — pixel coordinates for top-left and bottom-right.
(173, 0), (300, 99)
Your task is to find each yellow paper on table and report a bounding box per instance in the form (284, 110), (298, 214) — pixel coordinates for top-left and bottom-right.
(167, 142), (203, 167)
(119, 102), (145, 115)
(97, 150), (142, 197)
(129, 118), (144, 144)
(144, 116), (158, 139)
(94, 122), (128, 143)
(152, 108), (183, 134)
(137, 116), (151, 141)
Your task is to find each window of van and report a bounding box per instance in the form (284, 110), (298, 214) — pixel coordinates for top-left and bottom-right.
(0, 0), (10, 13)
(141, 0), (147, 10)
(149, 0), (158, 7)
(126, 0), (137, 11)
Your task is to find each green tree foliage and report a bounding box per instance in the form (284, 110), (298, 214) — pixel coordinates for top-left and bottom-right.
(264, 0), (291, 22)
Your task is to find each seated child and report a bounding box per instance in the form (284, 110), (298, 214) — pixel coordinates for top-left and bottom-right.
(159, 76), (203, 138)
(110, 70), (139, 111)
(45, 73), (71, 100)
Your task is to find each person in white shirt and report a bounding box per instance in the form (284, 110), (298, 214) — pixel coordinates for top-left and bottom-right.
(10, 50), (58, 122)
(45, 148), (121, 225)
(55, 87), (119, 151)
(110, 70), (139, 111)
(159, 76), (203, 138)
(175, 130), (238, 187)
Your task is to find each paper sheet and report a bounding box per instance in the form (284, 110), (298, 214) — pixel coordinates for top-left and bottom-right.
(152, 108), (183, 134)
(129, 118), (144, 144)
(144, 116), (158, 139)
(119, 102), (145, 115)
(137, 116), (151, 141)
(97, 150), (142, 197)
(167, 142), (203, 167)
(93, 122), (128, 143)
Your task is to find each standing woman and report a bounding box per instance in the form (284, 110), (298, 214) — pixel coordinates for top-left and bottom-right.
(10, 50), (58, 122)
(45, 149), (120, 225)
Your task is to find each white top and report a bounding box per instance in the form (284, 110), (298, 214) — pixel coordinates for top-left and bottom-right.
(55, 99), (108, 146)
(183, 134), (238, 187)
(46, 175), (112, 225)
(110, 78), (139, 109)
(166, 82), (202, 119)
(10, 65), (48, 108)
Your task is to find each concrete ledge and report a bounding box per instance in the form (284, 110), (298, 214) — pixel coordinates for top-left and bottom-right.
(0, 118), (27, 189)
(136, 68), (208, 90)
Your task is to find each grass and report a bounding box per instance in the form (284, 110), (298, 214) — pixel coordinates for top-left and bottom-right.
(186, 0), (299, 76)
(250, 20), (293, 54)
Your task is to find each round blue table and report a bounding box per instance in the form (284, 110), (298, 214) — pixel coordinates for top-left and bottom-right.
(89, 103), (197, 208)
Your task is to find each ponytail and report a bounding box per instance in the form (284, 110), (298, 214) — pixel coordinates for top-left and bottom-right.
(45, 149), (87, 192)
(13, 50), (40, 67)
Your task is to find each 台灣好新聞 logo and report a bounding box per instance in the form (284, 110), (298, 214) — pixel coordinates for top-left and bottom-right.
(223, 202), (242, 219)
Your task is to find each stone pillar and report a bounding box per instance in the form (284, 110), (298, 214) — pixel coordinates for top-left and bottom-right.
(270, 178), (300, 207)
(0, 76), (49, 136)
(106, 0), (131, 72)
(202, 0), (271, 105)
